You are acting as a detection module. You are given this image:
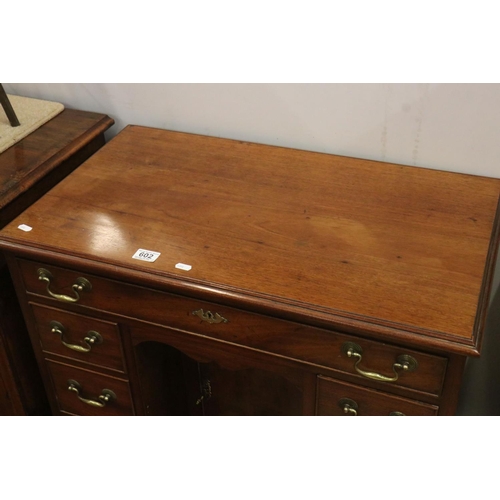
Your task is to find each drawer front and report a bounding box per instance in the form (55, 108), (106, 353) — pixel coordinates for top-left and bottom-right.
(47, 360), (134, 416)
(18, 258), (447, 396)
(316, 375), (439, 416)
(30, 303), (125, 373)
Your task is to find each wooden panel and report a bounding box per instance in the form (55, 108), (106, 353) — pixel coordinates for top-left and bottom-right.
(0, 337), (19, 415)
(316, 376), (439, 416)
(0, 265), (49, 415)
(30, 303), (125, 373)
(198, 362), (305, 416)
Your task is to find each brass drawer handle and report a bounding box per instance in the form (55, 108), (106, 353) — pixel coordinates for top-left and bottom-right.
(50, 320), (103, 353)
(67, 379), (116, 408)
(192, 308), (228, 324)
(38, 268), (92, 303)
(341, 342), (418, 383)
(339, 397), (358, 416)
(339, 398), (407, 416)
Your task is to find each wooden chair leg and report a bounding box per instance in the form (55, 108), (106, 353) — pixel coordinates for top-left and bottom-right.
(0, 84), (20, 127)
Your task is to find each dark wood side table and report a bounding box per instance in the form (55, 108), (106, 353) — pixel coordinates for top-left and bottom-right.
(0, 108), (114, 415)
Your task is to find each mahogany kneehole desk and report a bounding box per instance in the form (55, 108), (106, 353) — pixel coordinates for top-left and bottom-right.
(0, 125), (498, 416)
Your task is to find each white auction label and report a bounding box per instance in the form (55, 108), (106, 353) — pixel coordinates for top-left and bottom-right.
(132, 249), (161, 262)
(175, 263), (192, 271)
(18, 224), (33, 232)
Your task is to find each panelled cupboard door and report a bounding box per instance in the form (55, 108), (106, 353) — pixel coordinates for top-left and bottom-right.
(197, 362), (306, 416)
(134, 340), (313, 416)
(316, 375), (439, 416)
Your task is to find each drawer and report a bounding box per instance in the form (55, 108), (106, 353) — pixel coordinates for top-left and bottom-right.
(316, 375), (439, 416)
(17, 258), (447, 396)
(47, 360), (134, 416)
(30, 303), (125, 373)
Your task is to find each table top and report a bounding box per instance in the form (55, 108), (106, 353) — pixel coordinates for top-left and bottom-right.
(0, 108), (114, 211)
(1, 125), (499, 355)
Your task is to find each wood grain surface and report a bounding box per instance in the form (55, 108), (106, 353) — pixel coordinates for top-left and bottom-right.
(1, 125), (499, 353)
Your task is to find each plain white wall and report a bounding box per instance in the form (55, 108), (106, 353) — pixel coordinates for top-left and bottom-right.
(4, 83), (500, 177)
(4, 83), (500, 295)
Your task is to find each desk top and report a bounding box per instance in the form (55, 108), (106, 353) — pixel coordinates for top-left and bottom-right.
(1, 125), (499, 355)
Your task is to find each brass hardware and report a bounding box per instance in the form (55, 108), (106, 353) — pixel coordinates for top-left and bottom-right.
(67, 379), (116, 408)
(341, 342), (418, 383)
(389, 411), (406, 416)
(339, 398), (358, 416)
(196, 379), (212, 405)
(50, 320), (103, 353)
(38, 268), (92, 303)
(192, 308), (228, 324)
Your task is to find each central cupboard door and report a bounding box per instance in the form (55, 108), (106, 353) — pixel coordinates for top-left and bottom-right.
(133, 333), (315, 416)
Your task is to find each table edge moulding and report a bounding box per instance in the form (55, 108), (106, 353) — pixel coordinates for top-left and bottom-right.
(0, 124), (498, 416)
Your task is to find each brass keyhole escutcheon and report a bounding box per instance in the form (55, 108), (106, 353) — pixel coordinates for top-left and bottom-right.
(192, 308), (228, 324)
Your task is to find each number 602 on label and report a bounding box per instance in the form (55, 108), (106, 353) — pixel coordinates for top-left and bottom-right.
(132, 249), (161, 263)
